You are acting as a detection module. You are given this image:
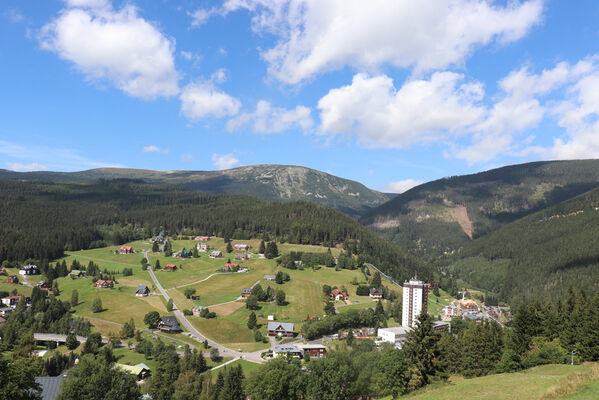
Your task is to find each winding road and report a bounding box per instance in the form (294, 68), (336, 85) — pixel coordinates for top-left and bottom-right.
(142, 250), (266, 364)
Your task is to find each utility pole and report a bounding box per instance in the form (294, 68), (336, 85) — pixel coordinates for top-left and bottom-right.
(571, 350), (576, 366)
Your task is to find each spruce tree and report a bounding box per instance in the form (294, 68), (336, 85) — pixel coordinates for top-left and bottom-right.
(259, 240), (266, 254)
(247, 312), (257, 330)
(402, 312), (445, 391)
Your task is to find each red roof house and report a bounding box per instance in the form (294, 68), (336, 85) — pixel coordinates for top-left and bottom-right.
(330, 289), (348, 301)
(93, 280), (114, 288)
(222, 263), (239, 272)
(194, 236), (210, 241)
(120, 246), (133, 254)
(164, 264), (177, 271)
(6, 275), (19, 284)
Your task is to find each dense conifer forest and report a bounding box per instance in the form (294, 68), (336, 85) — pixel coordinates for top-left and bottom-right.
(449, 186), (599, 303)
(0, 178), (430, 283)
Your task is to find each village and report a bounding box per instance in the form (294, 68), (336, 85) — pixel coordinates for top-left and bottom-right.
(0, 233), (510, 380)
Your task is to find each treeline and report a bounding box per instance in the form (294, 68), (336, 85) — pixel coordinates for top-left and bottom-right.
(454, 186), (599, 303)
(0, 287), (91, 353)
(0, 179), (431, 283)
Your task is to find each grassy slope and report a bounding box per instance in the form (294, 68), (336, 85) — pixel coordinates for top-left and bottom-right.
(363, 159), (599, 256)
(405, 364), (599, 400)
(51, 238), (412, 352)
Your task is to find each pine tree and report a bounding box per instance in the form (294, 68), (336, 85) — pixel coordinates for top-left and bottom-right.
(226, 242), (233, 253)
(402, 312), (445, 391)
(71, 289), (79, 307)
(155, 260), (161, 270)
(152, 241), (159, 252)
(247, 312), (257, 330)
(259, 240), (266, 254)
(371, 271), (382, 288)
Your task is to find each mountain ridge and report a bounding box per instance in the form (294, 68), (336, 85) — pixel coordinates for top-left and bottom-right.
(0, 164), (393, 217)
(361, 159), (599, 257)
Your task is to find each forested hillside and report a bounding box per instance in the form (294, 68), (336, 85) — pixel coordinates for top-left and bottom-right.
(0, 164), (392, 217)
(362, 159), (599, 258)
(449, 186), (599, 303)
(0, 179), (428, 282)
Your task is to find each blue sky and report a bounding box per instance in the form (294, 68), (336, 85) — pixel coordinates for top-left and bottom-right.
(2, 0), (599, 193)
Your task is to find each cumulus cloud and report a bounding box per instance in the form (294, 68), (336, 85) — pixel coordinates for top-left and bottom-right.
(5, 162), (49, 172)
(211, 153), (239, 170)
(226, 100), (313, 134)
(40, 0), (179, 100)
(142, 145), (169, 154)
(381, 179), (423, 194)
(318, 72), (485, 148)
(180, 82), (241, 120)
(211, 68), (228, 83)
(453, 58), (599, 163)
(215, 0), (543, 84)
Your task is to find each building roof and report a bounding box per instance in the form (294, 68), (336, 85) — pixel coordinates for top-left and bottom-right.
(136, 285), (149, 292)
(298, 344), (326, 350)
(267, 322), (295, 332)
(241, 288), (252, 293)
(70, 269), (83, 275)
(264, 274), (276, 279)
(378, 326), (411, 335)
(35, 375), (64, 400)
(370, 288), (383, 295)
(160, 316), (181, 330)
(432, 321), (451, 327)
(116, 363), (150, 376)
(273, 344), (300, 353)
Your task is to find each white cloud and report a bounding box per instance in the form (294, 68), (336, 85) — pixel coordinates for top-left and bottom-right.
(381, 179), (423, 194)
(40, 1), (179, 100)
(180, 154), (194, 162)
(218, 0), (543, 84)
(226, 100), (313, 134)
(180, 51), (192, 60)
(453, 58), (599, 163)
(211, 68), (228, 83)
(211, 153), (239, 170)
(318, 72), (485, 148)
(189, 7), (215, 27)
(142, 145), (169, 154)
(5, 162), (49, 172)
(5, 9), (25, 23)
(0, 140), (122, 171)
(180, 82), (241, 120)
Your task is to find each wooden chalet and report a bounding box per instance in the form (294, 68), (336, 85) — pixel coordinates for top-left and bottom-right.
(233, 244), (249, 251)
(158, 316), (182, 333)
(164, 264), (177, 271)
(136, 285), (150, 297)
(241, 288), (252, 298)
(6, 275), (19, 284)
(267, 321), (295, 337)
(369, 288), (383, 300)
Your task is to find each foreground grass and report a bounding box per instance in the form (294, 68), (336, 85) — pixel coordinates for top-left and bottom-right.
(405, 364), (598, 400)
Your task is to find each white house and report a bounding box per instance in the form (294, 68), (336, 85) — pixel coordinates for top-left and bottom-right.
(377, 326), (411, 348)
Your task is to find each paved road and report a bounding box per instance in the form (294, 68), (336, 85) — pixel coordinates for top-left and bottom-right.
(167, 272), (230, 290)
(143, 251), (251, 362)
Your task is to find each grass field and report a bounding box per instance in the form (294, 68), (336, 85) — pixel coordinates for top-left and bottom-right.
(403, 364), (599, 400)
(42, 237), (457, 352)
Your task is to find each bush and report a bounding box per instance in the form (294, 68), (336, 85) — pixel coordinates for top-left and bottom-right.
(254, 330), (262, 342)
(66, 334), (79, 350)
(144, 311), (160, 328)
(92, 297), (103, 313)
(210, 348), (221, 362)
(356, 285), (370, 296)
(183, 309), (193, 316)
